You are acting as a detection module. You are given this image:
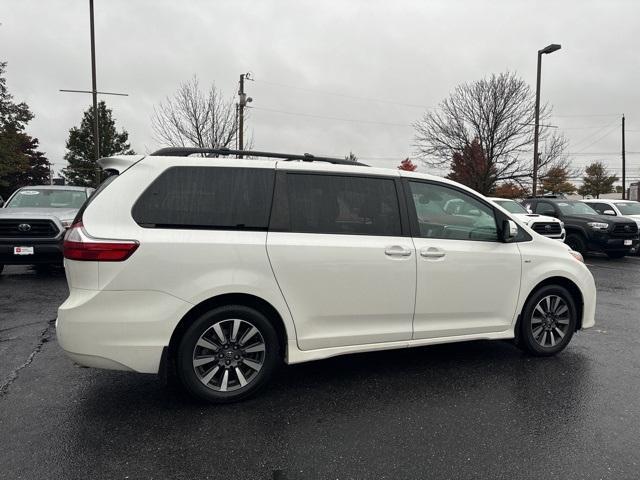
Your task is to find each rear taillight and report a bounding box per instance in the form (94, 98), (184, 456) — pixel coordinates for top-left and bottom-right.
(63, 221), (139, 262)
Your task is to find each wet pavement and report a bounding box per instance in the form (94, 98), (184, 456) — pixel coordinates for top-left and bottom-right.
(1, 258), (639, 480)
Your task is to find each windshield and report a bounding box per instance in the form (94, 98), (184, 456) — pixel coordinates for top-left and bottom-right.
(6, 189), (87, 209)
(556, 201), (598, 215)
(616, 202), (640, 215)
(494, 199), (527, 214)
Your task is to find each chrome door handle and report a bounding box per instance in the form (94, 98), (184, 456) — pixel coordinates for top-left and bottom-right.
(420, 248), (445, 258)
(385, 246), (412, 257)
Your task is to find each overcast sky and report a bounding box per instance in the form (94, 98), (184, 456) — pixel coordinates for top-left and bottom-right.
(2, 0), (639, 181)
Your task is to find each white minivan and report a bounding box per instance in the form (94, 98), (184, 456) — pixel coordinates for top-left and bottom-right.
(57, 148), (596, 403)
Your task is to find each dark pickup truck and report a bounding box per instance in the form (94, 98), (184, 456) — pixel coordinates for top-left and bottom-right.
(522, 197), (639, 258)
(0, 185), (93, 274)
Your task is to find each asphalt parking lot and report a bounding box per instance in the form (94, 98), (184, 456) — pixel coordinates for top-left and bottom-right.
(1, 258), (640, 480)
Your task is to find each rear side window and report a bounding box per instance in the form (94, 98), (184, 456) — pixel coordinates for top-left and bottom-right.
(132, 167), (275, 230)
(274, 173), (402, 236)
(535, 202), (556, 216)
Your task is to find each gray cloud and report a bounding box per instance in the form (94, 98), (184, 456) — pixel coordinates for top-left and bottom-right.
(2, 0), (638, 181)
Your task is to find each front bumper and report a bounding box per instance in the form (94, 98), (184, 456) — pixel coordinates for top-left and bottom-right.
(587, 233), (639, 253)
(57, 288), (192, 373)
(0, 239), (63, 265)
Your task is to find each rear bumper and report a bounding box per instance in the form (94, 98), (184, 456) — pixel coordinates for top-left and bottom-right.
(56, 288), (192, 373)
(0, 240), (63, 265)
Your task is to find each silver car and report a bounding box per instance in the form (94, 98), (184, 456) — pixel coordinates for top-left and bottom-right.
(0, 185), (94, 274)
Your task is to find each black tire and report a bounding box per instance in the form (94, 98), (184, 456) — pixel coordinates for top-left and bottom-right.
(518, 285), (577, 356)
(606, 251), (626, 259)
(176, 305), (280, 403)
(565, 233), (587, 255)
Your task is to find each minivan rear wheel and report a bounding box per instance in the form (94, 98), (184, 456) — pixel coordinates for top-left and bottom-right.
(176, 305), (280, 403)
(518, 285), (576, 356)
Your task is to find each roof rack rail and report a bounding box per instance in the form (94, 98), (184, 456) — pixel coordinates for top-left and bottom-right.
(150, 147), (369, 166)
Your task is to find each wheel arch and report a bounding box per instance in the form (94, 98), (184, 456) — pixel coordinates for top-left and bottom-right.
(564, 225), (588, 238)
(165, 293), (289, 370)
(516, 276), (585, 338)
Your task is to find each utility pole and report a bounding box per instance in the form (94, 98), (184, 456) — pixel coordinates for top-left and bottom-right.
(622, 114), (626, 199)
(237, 72), (253, 158)
(60, 0), (127, 187)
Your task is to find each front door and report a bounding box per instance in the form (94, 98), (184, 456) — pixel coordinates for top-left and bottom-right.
(267, 171), (416, 350)
(405, 179), (522, 339)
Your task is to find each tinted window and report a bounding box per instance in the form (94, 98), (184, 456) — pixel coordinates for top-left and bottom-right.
(132, 167), (274, 230)
(535, 202), (556, 216)
(281, 174), (401, 236)
(409, 181), (498, 241)
(590, 202), (613, 215)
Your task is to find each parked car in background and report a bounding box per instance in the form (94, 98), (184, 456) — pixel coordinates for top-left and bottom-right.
(522, 197), (639, 258)
(488, 197), (565, 242)
(57, 148), (596, 403)
(0, 185), (94, 274)
(583, 199), (640, 254)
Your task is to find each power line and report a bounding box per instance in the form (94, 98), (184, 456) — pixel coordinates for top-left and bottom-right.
(253, 78), (430, 109)
(250, 106), (412, 127)
(569, 118), (619, 150)
(551, 113), (621, 118)
(572, 123), (620, 153)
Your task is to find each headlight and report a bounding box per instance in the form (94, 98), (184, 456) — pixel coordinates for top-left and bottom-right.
(60, 219), (73, 229)
(587, 222), (609, 230)
(569, 250), (584, 263)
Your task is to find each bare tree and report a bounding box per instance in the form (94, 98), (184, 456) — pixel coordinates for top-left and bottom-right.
(413, 72), (564, 190)
(151, 76), (246, 151)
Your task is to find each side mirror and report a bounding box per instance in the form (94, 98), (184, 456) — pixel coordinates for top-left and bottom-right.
(500, 219), (518, 242)
(603, 209), (616, 216)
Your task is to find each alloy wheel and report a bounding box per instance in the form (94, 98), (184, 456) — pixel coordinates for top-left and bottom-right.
(530, 295), (571, 348)
(192, 319), (266, 392)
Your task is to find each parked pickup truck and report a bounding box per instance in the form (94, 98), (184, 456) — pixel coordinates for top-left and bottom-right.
(0, 185), (94, 274)
(488, 197), (565, 242)
(522, 197), (639, 258)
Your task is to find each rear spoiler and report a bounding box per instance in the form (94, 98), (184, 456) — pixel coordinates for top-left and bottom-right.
(97, 155), (146, 175)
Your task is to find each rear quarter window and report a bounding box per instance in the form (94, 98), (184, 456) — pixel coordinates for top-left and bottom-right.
(132, 166), (275, 230)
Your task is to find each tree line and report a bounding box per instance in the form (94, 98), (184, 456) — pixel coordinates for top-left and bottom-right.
(0, 62), (625, 198)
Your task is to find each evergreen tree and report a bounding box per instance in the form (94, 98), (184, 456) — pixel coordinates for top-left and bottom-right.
(0, 61), (50, 197)
(345, 151), (358, 162)
(577, 162), (618, 199)
(62, 101), (134, 187)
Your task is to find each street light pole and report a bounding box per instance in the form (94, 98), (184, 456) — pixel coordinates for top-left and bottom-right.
(89, 0), (99, 168)
(532, 43), (561, 197)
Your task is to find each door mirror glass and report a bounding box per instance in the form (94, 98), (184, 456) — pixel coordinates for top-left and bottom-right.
(500, 219), (518, 242)
(603, 209), (616, 216)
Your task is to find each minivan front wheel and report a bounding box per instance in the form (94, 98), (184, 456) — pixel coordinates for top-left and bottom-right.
(176, 305), (280, 403)
(519, 285), (576, 356)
